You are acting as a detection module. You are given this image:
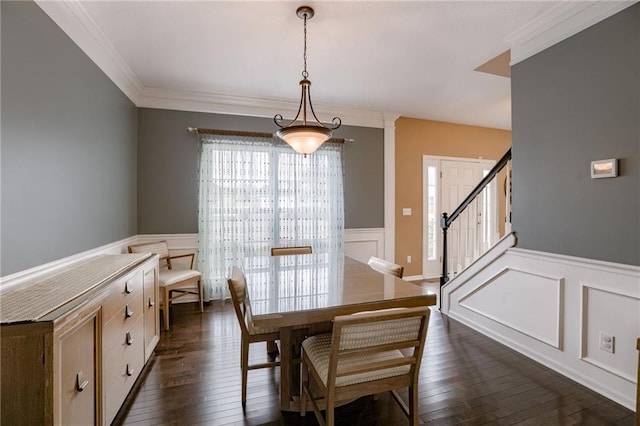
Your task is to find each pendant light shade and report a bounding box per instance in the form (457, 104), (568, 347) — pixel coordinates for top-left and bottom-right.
(274, 6), (341, 156)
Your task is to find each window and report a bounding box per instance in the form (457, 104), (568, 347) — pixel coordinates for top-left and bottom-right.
(197, 134), (344, 300)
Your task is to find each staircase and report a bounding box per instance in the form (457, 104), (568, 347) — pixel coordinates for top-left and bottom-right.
(439, 148), (512, 304)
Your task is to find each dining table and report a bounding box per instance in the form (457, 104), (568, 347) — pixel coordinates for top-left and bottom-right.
(248, 253), (437, 411)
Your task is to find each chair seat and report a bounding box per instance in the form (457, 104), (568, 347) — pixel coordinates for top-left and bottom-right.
(302, 333), (409, 387)
(159, 269), (201, 287)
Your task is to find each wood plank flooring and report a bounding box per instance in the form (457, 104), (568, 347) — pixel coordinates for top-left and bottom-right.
(113, 302), (635, 425)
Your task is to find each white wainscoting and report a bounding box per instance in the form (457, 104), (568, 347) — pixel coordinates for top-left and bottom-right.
(0, 236), (137, 290)
(1, 228), (385, 288)
(344, 228), (385, 263)
(442, 247), (640, 411)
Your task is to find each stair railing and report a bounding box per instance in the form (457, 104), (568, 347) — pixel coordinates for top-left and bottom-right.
(440, 149), (512, 289)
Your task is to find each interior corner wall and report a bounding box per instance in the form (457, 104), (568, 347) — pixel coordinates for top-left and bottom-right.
(136, 108), (384, 234)
(1, 1), (138, 276)
(511, 3), (640, 267)
(394, 117), (511, 276)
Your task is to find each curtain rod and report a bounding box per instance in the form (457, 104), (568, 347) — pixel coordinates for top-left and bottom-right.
(187, 127), (353, 144)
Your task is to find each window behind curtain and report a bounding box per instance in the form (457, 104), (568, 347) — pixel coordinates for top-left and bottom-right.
(197, 134), (344, 300)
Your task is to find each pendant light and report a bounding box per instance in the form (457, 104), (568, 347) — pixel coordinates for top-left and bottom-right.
(274, 6), (341, 156)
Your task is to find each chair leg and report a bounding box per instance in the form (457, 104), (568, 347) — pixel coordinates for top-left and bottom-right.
(241, 338), (249, 406)
(300, 354), (308, 416)
(266, 339), (278, 356)
(162, 287), (170, 330)
(197, 279), (204, 312)
(326, 393), (335, 426)
(409, 385), (419, 426)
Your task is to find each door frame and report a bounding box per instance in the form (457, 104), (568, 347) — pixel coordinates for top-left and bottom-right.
(422, 155), (496, 279)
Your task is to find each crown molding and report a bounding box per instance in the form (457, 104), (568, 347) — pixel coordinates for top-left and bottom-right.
(507, 1), (636, 65)
(138, 86), (386, 128)
(37, 0), (634, 125)
(35, 0), (143, 104)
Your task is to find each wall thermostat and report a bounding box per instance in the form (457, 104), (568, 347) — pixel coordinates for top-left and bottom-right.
(590, 159), (618, 179)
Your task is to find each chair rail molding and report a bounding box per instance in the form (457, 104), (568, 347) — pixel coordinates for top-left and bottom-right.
(0, 236), (137, 290)
(0, 230), (387, 291)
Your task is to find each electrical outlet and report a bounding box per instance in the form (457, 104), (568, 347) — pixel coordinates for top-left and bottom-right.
(407, 255), (412, 264)
(599, 332), (614, 353)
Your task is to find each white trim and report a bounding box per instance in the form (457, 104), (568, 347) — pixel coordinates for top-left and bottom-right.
(447, 307), (635, 411)
(136, 233), (198, 251)
(507, 1), (636, 65)
(579, 282), (639, 383)
(440, 232), (517, 312)
(34, 0), (143, 105)
(138, 87), (385, 129)
(36, 0), (633, 124)
(444, 245), (639, 410)
(383, 113), (400, 263)
(509, 248), (640, 277)
(0, 229), (384, 288)
(0, 236), (137, 290)
(458, 267), (564, 349)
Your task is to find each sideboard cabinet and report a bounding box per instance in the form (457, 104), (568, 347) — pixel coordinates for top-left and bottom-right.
(0, 253), (159, 425)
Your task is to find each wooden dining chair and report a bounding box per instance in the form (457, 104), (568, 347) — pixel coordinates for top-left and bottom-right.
(128, 241), (203, 330)
(270, 245), (312, 256)
(300, 306), (431, 426)
(368, 256), (404, 278)
(228, 266), (281, 406)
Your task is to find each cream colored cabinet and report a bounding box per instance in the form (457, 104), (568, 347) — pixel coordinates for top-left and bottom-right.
(143, 265), (160, 362)
(57, 304), (101, 425)
(0, 253), (159, 426)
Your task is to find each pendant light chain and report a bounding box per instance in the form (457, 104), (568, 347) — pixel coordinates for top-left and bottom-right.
(302, 13), (308, 79)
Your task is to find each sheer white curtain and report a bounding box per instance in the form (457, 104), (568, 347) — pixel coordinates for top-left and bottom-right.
(197, 133), (344, 300)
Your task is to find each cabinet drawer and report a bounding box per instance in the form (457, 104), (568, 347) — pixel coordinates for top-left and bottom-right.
(102, 271), (144, 321)
(103, 315), (145, 425)
(102, 292), (143, 358)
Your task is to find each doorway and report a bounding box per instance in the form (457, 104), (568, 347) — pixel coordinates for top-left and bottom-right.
(422, 156), (497, 279)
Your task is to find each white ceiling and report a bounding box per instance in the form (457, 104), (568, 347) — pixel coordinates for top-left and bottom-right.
(39, 1), (631, 130)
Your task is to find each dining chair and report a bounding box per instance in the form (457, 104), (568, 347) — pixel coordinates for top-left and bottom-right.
(128, 240), (203, 330)
(368, 256), (404, 278)
(270, 245), (313, 256)
(228, 266), (281, 406)
(300, 306), (431, 426)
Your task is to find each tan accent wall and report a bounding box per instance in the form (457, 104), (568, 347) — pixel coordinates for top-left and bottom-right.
(395, 117), (511, 277)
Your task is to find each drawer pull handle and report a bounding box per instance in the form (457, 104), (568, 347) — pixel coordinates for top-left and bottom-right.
(126, 332), (134, 346)
(126, 364), (135, 377)
(125, 282), (133, 294)
(148, 297), (155, 308)
(76, 372), (89, 392)
(125, 305), (134, 318)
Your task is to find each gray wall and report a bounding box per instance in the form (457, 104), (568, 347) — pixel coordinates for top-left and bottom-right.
(1, 1), (138, 275)
(137, 108), (384, 234)
(511, 3), (639, 266)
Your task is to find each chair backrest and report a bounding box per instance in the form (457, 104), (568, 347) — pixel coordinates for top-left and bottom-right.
(328, 307), (430, 386)
(128, 241), (171, 268)
(271, 246), (313, 256)
(367, 256), (404, 278)
(227, 266), (253, 335)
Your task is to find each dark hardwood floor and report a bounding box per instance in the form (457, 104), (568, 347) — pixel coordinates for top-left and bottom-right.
(113, 301), (635, 425)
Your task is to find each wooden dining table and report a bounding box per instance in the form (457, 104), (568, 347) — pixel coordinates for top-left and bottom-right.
(248, 253), (437, 411)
